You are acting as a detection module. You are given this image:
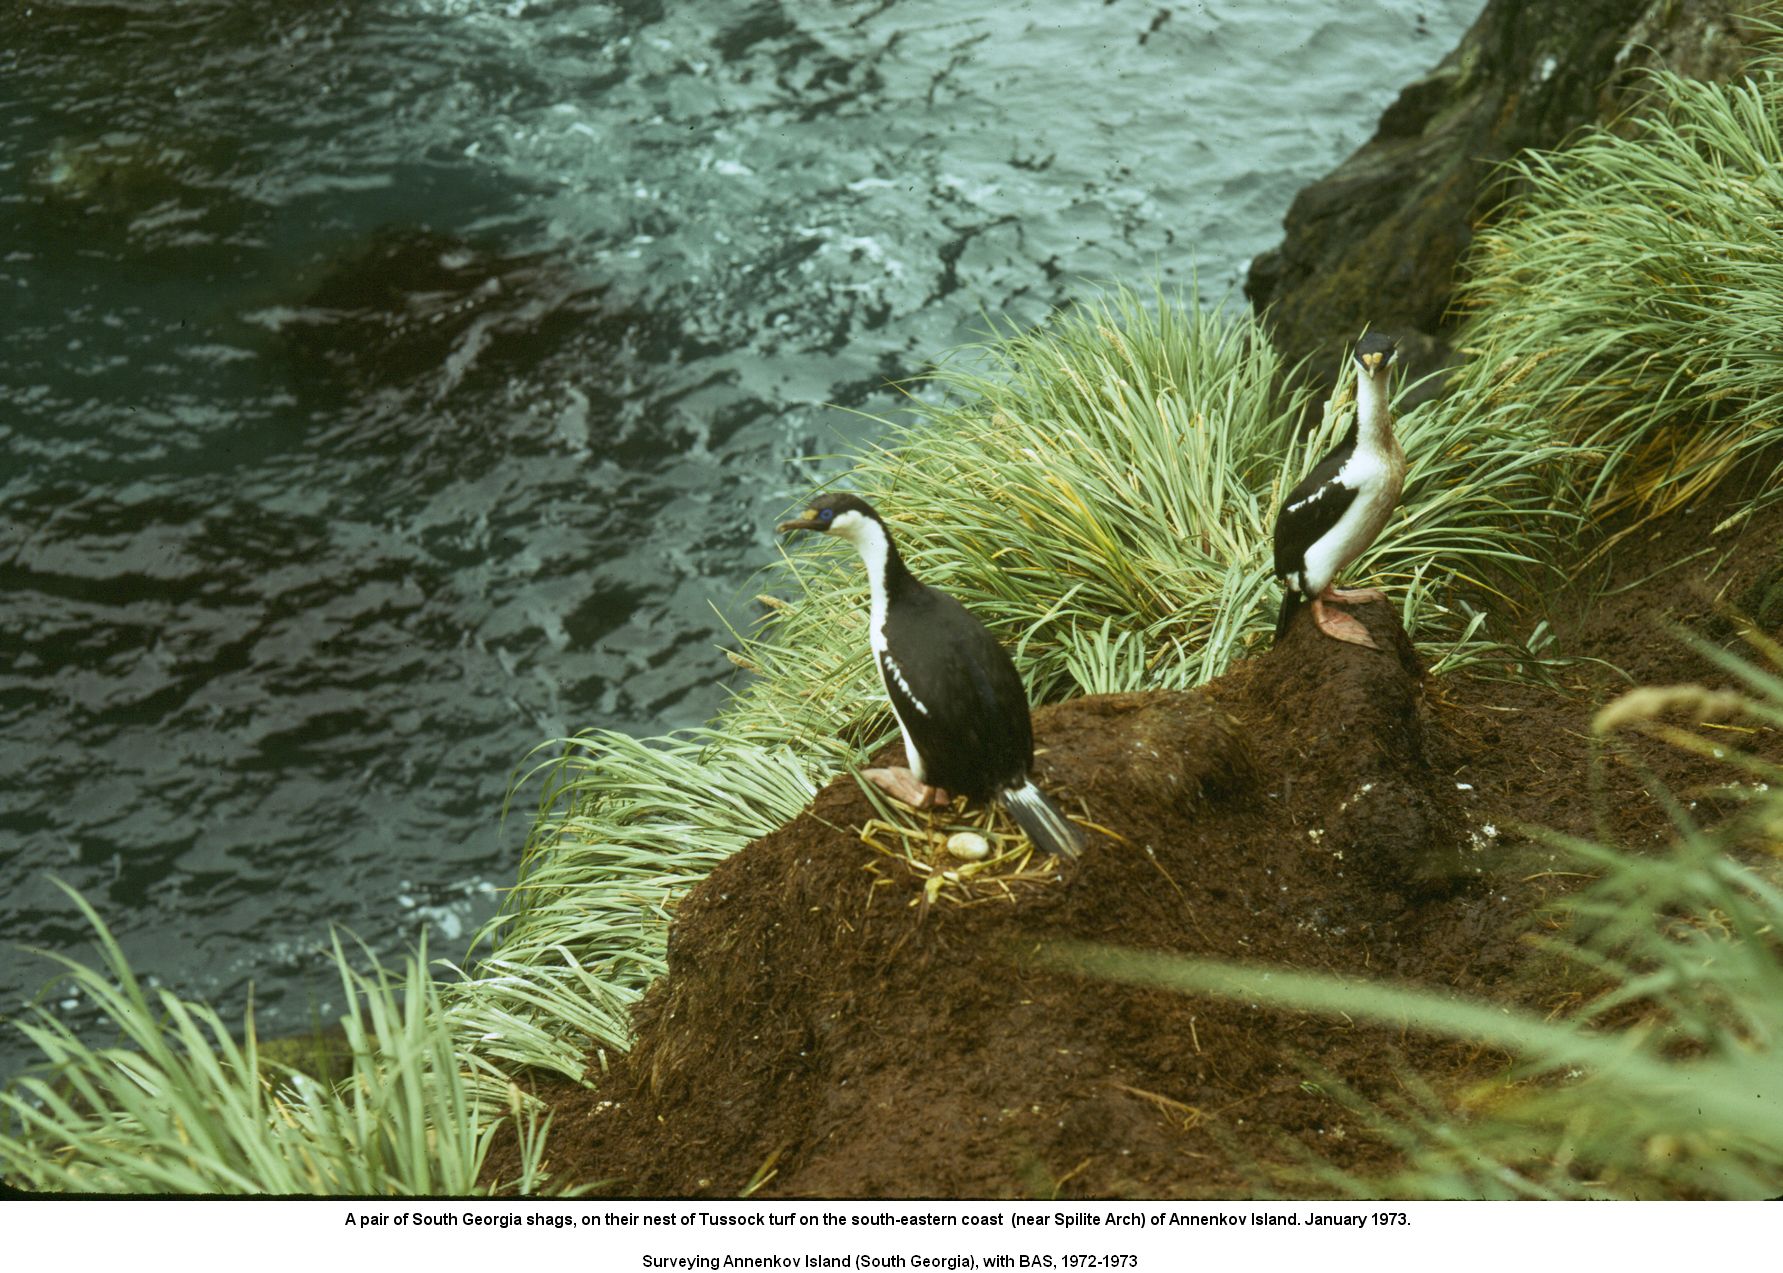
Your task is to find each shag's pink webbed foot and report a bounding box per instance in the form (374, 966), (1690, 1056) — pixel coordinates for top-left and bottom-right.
(1312, 598), (1380, 649)
(864, 766), (951, 809)
(1327, 586), (1388, 603)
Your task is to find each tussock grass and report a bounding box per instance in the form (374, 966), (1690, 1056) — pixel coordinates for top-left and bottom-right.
(444, 729), (823, 1076)
(0, 885), (549, 1195)
(746, 294), (1568, 716)
(1454, 54), (1783, 532)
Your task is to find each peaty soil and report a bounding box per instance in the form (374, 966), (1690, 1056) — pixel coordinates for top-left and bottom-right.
(482, 488), (1783, 1199)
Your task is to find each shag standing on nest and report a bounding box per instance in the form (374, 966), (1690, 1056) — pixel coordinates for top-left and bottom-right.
(1272, 332), (1405, 650)
(777, 493), (1083, 859)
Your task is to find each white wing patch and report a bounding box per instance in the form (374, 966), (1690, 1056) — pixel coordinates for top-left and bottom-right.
(1285, 480), (1344, 515)
(880, 649), (930, 716)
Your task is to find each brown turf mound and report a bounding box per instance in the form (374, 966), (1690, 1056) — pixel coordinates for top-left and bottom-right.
(503, 606), (1558, 1197)
(481, 490), (1783, 1199)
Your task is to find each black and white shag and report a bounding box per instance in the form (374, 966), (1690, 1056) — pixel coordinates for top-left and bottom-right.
(777, 494), (1082, 859)
(1272, 332), (1406, 650)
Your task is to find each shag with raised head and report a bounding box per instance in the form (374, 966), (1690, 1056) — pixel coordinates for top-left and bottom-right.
(1272, 332), (1406, 650)
(777, 493), (1082, 859)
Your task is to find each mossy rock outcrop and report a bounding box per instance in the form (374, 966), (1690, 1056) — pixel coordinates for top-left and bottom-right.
(1245, 0), (1754, 394)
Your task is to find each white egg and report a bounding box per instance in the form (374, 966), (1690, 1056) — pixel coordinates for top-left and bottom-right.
(946, 831), (991, 861)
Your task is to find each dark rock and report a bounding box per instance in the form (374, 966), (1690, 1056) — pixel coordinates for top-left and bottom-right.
(1245, 0), (1755, 394)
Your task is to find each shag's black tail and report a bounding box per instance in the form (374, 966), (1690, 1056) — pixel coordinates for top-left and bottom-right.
(1275, 589), (1306, 645)
(1000, 781), (1084, 859)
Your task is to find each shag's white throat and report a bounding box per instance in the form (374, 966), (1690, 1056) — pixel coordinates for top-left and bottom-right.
(832, 510), (930, 779)
(830, 509), (889, 642)
(1353, 360), (1393, 453)
(1294, 366), (1399, 597)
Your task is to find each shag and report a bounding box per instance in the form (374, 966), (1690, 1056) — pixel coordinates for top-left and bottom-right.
(1272, 332), (1406, 650)
(777, 493), (1083, 859)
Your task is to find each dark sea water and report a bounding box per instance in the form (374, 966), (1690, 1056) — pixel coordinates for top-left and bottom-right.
(0, 0), (1480, 1079)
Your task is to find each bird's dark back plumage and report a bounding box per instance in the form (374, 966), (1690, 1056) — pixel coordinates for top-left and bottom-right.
(879, 580), (1032, 801)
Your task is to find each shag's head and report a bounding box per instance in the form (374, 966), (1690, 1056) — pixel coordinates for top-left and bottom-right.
(1353, 331), (1398, 378)
(776, 491), (884, 542)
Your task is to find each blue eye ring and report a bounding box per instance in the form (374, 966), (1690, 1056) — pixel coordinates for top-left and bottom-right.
(819, 508), (834, 522)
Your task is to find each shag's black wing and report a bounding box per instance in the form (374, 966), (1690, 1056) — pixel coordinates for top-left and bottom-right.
(879, 582), (1033, 801)
(1273, 422), (1360, 580)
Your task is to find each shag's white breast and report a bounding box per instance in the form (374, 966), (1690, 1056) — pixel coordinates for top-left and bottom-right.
(1300, 449), (1398, 595)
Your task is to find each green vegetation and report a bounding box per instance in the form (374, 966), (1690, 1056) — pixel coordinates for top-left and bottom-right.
(0, 885), (549, 1194)
(1456, 54), (1783, 530)
(5, 46), (1782, 1197)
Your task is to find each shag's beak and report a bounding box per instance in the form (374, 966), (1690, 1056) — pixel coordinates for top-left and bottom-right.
(777, 508), (824, 534)
(1361, 351), (1386, 373)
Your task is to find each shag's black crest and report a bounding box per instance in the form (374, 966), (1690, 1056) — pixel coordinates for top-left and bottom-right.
(778, 491), (882, 534)
(809, 491), (879, 522)
(1353, 331), (1398, 367)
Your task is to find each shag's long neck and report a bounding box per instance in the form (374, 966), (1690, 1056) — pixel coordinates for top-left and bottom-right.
(842, 515), (917, 637)
(1355, 369), (1396, 454)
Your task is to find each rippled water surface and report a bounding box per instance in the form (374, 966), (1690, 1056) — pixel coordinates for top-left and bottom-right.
(1, 0), (1481, 1076)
